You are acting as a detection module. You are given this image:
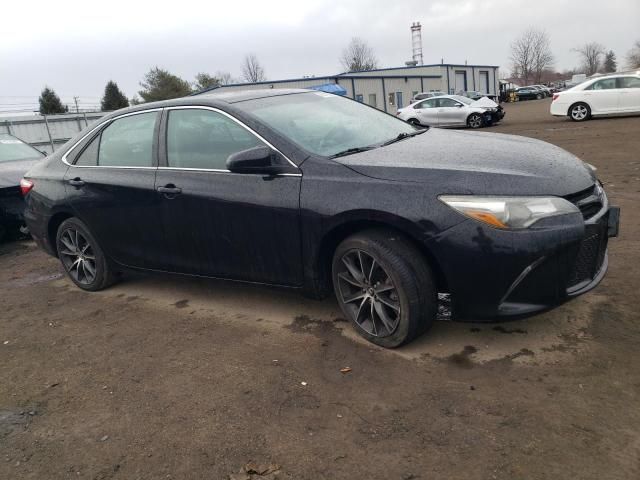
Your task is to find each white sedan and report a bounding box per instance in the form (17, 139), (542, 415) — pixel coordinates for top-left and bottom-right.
(397, 95), (496, 129)
(550, 72), (640, 121)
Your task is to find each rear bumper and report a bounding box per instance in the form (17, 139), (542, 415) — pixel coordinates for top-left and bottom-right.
(550, 101), (569, 116)
(426, 202), (619, 321)
(0, 188), (26, 232)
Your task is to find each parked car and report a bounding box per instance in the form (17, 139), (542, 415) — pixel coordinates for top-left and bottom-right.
(457, 90), (499, 102)
(531, 85), (552, 97)
(397, 95), (494, 128)
(516, 87), (545, 100)
(22, 89), (619, 348)
(412, 91), (446, 102)
(0, 133), (46, 241)
(551, 72), (640, 121)
(451, 95), (505, 125)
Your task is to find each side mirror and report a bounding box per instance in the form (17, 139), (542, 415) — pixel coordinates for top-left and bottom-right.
(226, 146), (298, 175)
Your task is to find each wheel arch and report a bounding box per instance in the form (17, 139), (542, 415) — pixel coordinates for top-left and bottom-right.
(567, 100), (592, 117)
(310, 212), (449, 297)
(47, 211), (74, 257)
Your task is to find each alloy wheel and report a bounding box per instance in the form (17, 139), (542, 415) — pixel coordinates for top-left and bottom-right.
(468, 114), (482, 128)
(571, 105), (588, 120)
(58, 228), (97, 285)
(336, 249), (401, 337)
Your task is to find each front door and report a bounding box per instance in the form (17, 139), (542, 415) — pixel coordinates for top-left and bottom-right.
(63, 110), (163, 269)
(436, 97), (466, 126)
(154, 107), (303, 286)
(584, 77), (620, 114)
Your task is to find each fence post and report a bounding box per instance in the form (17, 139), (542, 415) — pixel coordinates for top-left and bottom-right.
(83, 112), (88, 127)
(43, 115), (55, 151)
(76, 115), (83, 132)
(3, 120), (11, 135)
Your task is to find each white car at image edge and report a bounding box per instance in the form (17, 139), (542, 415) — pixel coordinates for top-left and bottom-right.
(550, 72), (640, 121)
(396, 95), (502, 129)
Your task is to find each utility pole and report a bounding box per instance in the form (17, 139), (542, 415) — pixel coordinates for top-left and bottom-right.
(73, 96), (80, 113)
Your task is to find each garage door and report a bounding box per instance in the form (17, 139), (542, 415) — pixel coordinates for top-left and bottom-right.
(455, 71), (467, 93)
(479, 71), (489, 94)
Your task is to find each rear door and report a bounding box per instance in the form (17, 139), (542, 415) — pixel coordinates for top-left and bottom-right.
(154, 106), (303, 285)
(414, 99), (439, 126)
(618, 76), (640, 112)
(63, 110), (163, 269)
(583, 78), (620, 114)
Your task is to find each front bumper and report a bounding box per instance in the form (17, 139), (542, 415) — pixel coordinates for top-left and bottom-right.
(427, 201), (619, 320)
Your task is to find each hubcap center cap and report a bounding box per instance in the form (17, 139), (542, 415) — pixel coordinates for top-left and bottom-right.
(367, 287), (375, 296)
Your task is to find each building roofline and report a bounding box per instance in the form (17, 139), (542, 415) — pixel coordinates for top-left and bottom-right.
(337, 63), (500, 75)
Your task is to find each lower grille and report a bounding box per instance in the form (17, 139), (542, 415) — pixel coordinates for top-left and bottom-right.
(568, 224), (608, 288)
(564, 183), (604, 220)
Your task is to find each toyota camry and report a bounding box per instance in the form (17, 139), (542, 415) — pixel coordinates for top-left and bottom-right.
(22, 89), (620, 348)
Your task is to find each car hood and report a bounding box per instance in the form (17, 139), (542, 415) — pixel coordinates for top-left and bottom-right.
(0, 158), (42, 189)
(338, 128), (595, 196)
(470, 97), (499, 108)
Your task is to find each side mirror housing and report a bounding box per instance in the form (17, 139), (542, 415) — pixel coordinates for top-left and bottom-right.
(226, 146), (297, 175)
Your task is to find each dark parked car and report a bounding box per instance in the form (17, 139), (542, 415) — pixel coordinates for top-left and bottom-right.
(22, 90), (619, 348)
(0, 133), (45, 240)
(516, 87), (545, 100)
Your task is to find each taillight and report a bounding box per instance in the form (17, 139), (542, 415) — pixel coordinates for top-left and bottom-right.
(552, 93), (559, 102)
(20, 178), (34, 196)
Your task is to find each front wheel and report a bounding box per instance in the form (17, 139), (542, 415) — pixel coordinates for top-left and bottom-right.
(332, 230), (436, 348)
(569, 102), (591, 122)
(56, 217), (116, 291)
(467, 113), (483, 129)
(407, 118), (421, 126)
(536, 93), (543, 100)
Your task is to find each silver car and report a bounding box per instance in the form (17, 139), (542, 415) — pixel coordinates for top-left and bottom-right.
(397, 95), (491, 128)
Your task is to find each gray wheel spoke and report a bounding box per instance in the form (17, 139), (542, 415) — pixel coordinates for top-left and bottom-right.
(374, 283), (394, 294)
(59, 249), (76, 257)
(342, 255), (365, 284)
(355, 297), (369, 325)
(60, 236), (75, 252)
(373, 300), (395, 333)
(343, 291), (367, 304)
(338, 272), (362, 288)
(376, 294), (400, 312)
(84, 260), (96, 278)
(370, 300), (378, 336)
(367, 258), (377, 283)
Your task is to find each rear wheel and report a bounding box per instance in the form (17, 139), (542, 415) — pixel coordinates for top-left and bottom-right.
(569, 102), (591, 122)
(407, 118), (421, 126)
(56, 217), (116, 291)
(332, 230), (436, 348)
(467, 113), (483, 129)
(536, 93), (543, 100)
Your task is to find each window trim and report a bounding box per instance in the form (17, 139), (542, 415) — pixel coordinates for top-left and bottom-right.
(62, 108), (162, 169)
(158, 105), (299, 175)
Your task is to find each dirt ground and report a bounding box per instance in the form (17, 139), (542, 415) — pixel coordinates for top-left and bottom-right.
(1, 99), (639, 480)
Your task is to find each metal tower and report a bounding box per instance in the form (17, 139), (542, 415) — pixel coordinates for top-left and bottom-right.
(411, 22), (423, 66)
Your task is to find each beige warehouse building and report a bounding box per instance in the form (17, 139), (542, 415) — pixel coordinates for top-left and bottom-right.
(198, 63), (500, 114)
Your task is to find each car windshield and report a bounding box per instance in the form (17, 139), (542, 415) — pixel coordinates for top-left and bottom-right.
(234, 92), (417, 157)
(0, 136), (43, 163)
(451, 95), (473, 105)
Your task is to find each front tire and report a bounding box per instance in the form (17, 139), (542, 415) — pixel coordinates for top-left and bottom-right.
(332, 230), (437, 348)
(467, 113), (483, 129)
(56, 217), (116, 291)
(569, 102), (591, 122)
(407, 118), (421, 126)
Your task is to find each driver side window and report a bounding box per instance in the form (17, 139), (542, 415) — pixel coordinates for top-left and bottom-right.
(415, 99), (436, 109)
(437, 98), (461, 108)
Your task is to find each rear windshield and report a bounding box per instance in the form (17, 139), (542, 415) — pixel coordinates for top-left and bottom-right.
(234, 92), (416, 157)
(0, 136), (43, 162)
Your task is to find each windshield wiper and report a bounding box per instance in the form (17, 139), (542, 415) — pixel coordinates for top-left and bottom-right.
(330, 146), (376, 158)
(380, 128), (428, 147)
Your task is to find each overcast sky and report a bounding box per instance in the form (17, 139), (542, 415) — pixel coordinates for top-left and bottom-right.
(1, 0), (638, 112)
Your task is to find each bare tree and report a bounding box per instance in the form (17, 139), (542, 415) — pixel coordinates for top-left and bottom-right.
(510, 28), (554, 85)
(340, 37), (378, 72)
(573, 42), (605, 76)
(242, 54), (266, 83)
(626, 40), (640, 69)
(216, 71), (236, 85)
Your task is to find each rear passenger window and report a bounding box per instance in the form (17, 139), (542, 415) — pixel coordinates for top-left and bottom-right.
(74, 135), (99, 166)
(620, 77), (640, 88)
(166, 109), (264, 170)
(98, 112), (158, 167)
(588, 78), (617, 90)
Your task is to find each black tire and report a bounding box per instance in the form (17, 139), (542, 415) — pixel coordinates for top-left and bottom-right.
(407, 118), (421, 126)
(56, 217), (116, 291)
(332, 229), (437, 348)
(569, 102), (591, 122)
(536, 93), (542, 100)
(467, 113), (483, 129)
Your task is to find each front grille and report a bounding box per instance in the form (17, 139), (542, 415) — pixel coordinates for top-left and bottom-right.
(564, 184), (604, 220)
(568, 223), (608, 288)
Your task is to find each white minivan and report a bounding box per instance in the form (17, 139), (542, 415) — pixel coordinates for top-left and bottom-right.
(551, 72), (640, 121)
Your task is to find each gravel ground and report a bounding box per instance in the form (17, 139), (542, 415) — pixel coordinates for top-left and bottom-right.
(1, 99), (639, 480)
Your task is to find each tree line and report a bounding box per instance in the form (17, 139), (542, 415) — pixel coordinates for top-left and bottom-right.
(510, 28), (640, 85)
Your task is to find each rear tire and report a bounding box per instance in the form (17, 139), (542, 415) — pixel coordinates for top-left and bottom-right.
(569, 102), (591, 122)
(56, 217), (116, 291)
(536, 93), (542, 100)
(467, 113), (483, 129)
(407, 118), (421, 126)
(332, 229), (437, 348)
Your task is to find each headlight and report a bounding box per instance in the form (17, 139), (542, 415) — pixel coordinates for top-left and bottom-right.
(439, 195), (580, 229)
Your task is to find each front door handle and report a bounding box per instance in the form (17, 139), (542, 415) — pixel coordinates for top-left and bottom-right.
(157, 185), (182, 196)
(68, 178), (85, 187)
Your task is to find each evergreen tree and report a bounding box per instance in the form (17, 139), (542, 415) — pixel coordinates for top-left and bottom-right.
(38, 87), (68, 115)
(138, 67), (192, 102)
(603, 50), (617, 73)
(101, 81), (129, 111)
(193, 72), (220, 92)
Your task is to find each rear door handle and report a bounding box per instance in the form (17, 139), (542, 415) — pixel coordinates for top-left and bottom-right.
(68, 178), (85, 187)
(157, 185), (182, 195)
